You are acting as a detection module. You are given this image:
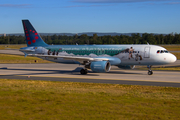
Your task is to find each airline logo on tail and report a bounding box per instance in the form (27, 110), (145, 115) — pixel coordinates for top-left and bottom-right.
(22, 20), (47, 47)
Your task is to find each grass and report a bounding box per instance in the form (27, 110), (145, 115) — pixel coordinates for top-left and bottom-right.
(161, 45), (180, 51)
(0, 54), (52, 63)
(137, 66), (180, 71)
(0, 79), (180, 120)
(152, 67), (180, 71)
(172, 52), (180, 60)
(0, 45), (26, 50)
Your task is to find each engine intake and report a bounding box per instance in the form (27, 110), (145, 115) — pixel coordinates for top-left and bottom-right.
(90, 61), (111, 73)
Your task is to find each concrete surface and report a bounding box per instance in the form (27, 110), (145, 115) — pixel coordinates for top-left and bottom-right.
(0, 63), (180, 87)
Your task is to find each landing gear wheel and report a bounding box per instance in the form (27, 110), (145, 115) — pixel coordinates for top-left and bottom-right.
(80, 69), (88, 75)
(148, 70), (153, 75)
(147, 65), (153, 75)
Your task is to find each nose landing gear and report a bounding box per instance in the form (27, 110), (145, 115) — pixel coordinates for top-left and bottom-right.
(147, 65), (153, 75)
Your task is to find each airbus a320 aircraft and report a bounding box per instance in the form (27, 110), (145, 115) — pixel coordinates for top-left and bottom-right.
(20, 20), (177, 75)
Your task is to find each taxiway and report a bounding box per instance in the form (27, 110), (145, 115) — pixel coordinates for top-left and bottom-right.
(0, 63), (180, 87)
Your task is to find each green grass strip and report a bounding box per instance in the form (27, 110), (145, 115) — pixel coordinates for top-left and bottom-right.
(162, 45), (180, 51)
(0, 54), (52, 63)
(0, 79), (180, 119)
(0, 45), (27, 50)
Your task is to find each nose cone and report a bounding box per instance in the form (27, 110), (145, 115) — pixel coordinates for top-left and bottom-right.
(170, 54), (177, 63)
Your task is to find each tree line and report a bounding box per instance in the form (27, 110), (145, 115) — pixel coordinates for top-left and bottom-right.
(0, 33), (180, 45)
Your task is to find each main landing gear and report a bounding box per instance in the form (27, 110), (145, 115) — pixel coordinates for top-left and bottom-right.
(147, 65), (153, 75)
(80, 68), (88, 75)
(80, 61), (90, 75)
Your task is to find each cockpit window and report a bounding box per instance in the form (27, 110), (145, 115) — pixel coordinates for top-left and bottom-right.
(157, 50), (169, 53)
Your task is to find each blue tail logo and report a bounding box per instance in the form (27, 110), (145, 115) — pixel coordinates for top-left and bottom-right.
(22, 20), (48, 47)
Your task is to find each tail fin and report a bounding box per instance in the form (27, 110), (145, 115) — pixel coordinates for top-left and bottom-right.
(22, 20), (48, 47)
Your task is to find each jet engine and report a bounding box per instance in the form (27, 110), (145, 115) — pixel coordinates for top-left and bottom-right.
(90, 61), (111, 73)
(117, 65), (135, 69)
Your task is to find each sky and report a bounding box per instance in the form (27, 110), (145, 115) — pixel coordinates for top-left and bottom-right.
(0, 0), (180, 34)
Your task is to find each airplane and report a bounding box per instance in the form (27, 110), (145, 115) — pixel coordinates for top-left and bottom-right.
(19, 20), (177, 75)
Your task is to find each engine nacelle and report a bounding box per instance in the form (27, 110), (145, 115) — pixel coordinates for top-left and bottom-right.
(117, 65), (135, 69)
(90, 61), (111, 73)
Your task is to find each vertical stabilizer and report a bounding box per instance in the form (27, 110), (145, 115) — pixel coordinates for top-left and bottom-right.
(22, 20), (48, 47)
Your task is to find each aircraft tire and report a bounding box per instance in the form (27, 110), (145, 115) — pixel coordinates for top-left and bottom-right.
(148, 70), (153, 75)
(80, 69), (88, 75)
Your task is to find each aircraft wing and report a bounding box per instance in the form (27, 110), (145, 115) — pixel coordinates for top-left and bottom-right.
(31, 54), (109, 63)
(31, 54), (121, 65)
(20, 49), (35, 52)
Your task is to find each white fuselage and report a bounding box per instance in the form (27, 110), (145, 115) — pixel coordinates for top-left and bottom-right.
(117, 45), (177, 65)
(21, 44), (177, 66)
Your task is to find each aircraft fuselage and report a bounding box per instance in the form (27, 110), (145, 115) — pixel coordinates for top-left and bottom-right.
(21, 44), (177, 66)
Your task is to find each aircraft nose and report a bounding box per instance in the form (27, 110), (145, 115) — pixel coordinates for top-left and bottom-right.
(170, 54), (177, 63)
